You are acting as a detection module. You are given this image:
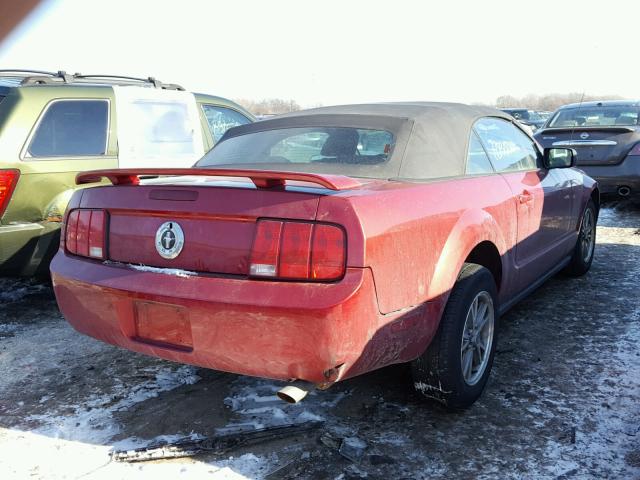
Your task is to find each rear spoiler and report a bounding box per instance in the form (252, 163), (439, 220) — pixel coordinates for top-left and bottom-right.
(76, 168), (362, 191)
(539, 126), (636, 134)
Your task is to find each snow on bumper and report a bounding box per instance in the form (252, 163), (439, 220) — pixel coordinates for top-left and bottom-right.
(50, 253), (439, 385)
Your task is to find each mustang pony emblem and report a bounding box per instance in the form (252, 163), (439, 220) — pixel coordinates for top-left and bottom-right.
(155, 221), (185, 259)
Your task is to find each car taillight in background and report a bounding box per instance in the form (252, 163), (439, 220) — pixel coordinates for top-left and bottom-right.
(250, 219), (346, 281)
(0, 169), (20, 218)
(65, 209), (107, 259)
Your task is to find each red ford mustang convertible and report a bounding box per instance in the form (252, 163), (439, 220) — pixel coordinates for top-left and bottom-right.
(51, 103), (598, 408)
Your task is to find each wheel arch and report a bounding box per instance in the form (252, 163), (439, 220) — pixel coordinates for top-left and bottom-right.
(590, 187), (600, 219)
(427, 208), (509, 303)
(464, 241), (503, 292)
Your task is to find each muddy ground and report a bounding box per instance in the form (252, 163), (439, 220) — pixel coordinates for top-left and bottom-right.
(1, 203), (639, 479)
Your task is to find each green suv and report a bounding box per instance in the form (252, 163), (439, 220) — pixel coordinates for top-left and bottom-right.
(0, 70), (253, 276)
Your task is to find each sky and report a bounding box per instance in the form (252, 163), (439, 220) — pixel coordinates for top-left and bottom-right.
(0, 0), (638, 107)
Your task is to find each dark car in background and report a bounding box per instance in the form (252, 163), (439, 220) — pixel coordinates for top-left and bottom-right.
(501, 108), (546, 132)
(534, 100), (640, 199)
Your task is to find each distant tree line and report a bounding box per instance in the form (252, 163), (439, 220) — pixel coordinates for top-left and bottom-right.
(237, 93), (628, 116)
(234, 98), (301, 115)
(493, 93), (626, 112)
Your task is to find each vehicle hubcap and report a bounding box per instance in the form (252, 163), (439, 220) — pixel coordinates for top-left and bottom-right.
(461, 291), (495, 386)
(581, 208), (595, 263)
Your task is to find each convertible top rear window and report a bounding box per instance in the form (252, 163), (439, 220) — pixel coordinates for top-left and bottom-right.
(196, 127), (395, 176)
(549, 106), (640, 127)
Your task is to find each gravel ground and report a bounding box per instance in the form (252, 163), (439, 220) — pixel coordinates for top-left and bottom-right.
(0, 204), (639, 480)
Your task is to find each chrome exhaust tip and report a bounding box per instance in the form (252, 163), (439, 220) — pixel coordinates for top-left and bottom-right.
(277, 384), (308, 404)
(618, 186), (631, 197)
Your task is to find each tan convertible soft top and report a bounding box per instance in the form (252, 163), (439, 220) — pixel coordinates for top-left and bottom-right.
(208, 102), (514, 180)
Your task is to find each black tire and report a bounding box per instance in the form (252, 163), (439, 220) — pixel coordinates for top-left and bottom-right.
(564, 199), (597, 277)
(411, 263), (498, 410)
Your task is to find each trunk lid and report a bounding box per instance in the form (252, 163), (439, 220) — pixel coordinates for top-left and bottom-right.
(535, 127), (640, 166)
(75, 169), (361, 275)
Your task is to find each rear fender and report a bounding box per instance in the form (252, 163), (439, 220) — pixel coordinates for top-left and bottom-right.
(427, 208), (508, 307)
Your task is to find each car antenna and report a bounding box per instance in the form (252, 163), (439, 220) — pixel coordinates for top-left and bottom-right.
(569, 90), (586, 144)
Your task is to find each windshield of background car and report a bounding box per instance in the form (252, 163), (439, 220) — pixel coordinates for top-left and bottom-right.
(196, 127), (395, 175)
(549, 106), (640, 127)
(505, 109), (530, 120)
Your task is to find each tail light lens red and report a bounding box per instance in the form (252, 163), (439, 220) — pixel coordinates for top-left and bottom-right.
(0, 169), (20, 218)
(250, 219), (346, 281)
(65, 209), (107, 260)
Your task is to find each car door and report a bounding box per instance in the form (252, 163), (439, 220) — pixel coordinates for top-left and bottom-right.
(474, 117), (574, 291)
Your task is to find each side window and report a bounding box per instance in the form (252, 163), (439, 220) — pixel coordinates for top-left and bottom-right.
(201, 105), (251, 142)
(466, 131), (494, 175)
(28, 100), (108, 157)
(474, 117), (539, 172)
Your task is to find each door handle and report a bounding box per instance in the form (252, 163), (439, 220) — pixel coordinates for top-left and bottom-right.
(518, 191), (533, 204)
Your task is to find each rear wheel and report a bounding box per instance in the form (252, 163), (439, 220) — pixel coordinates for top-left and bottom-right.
(564, 199), (597, 277)
(411, 263), (498, 410)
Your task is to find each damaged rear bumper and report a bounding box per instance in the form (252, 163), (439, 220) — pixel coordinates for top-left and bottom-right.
(51, 253), (440, 385)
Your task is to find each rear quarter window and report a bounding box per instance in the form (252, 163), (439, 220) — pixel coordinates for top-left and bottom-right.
(27, 99), (109, 157)
(466, 131), (494, 175)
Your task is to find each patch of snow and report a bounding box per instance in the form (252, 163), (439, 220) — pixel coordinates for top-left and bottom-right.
(0, 323), (19, 335)
(27, 365), (200, 444)
(103, 260), (197, 277)
(540, 310), (640, 478)
(375, 431), (410, 447)
(0, 429), (275, 480)
(223, 378), (335, 430)
(129, 264), (197, 277)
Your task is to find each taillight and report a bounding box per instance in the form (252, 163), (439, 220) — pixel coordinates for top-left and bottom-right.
(310, 224), (346, 280)
(249, 220), (283, 277)
(0, 169), (20, 218)
(249, 219), (346, 281)
(65, 209), (107, 259)
(628, 143), (640, 156)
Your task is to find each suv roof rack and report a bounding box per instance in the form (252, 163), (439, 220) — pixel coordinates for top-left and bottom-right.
(0, 70), (184, 90)
(0, 69), (59, 76)
(74, 74), (184, 91)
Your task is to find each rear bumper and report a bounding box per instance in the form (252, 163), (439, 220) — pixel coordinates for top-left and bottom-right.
(579, 156), (640, 197)
(51, 253), (440, 385)
(0, 221), (60, 276)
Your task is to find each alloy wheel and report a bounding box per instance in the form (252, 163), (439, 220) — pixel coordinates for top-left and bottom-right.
(460, 291), (495, 386)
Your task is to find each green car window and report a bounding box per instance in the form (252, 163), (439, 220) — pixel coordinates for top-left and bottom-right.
(28, 100), (109, 157)
(201, 105), (251, 142)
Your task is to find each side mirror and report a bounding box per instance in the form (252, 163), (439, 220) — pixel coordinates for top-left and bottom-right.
(544, 147), (576, 169)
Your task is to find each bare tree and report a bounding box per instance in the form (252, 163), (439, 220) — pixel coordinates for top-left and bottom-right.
(234, 98), (301, 116)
